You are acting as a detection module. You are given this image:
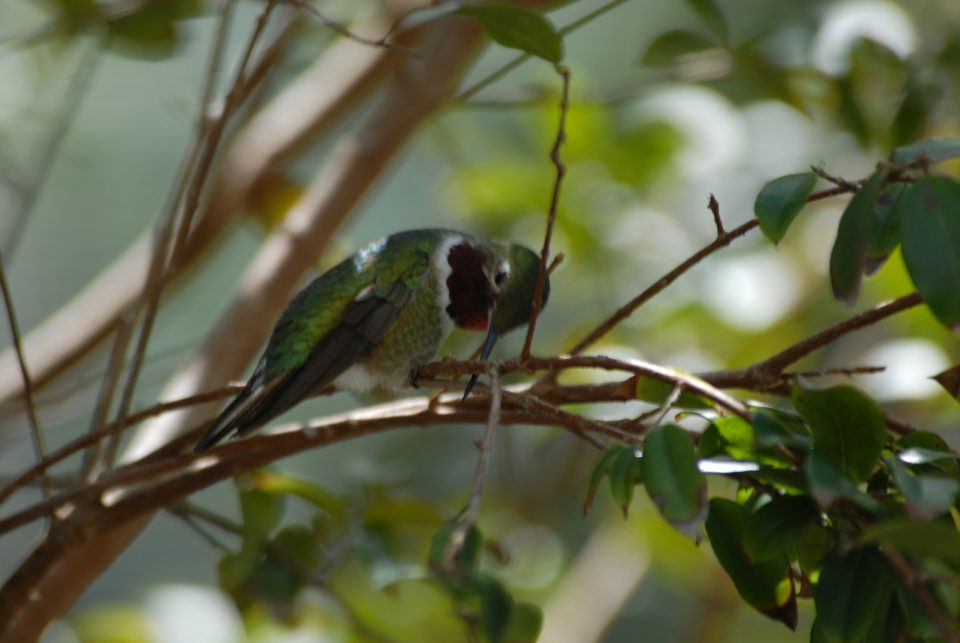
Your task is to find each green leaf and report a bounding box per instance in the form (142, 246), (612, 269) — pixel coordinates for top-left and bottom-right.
(457, 4), (563, 63)
(890, 137), (960, 165)
(608, 447), (643, 518)
(794, 386), (887, 482)
(705, 499), (798, 629)
(829, 170), (888, 304)
(462, 575), (513, 643)
(633, 374), (711, 408)
(805, 452), (880, 513)
(887, 458), (960, 519)
(712, 416), (754, 459)
(505, 602), (543, 643)
(685, 0), (728, 42)
(641, 30), (716, 67)
(754, 172), (818, 244)
(861, 519), (960, 566)
(643, 425), (708, 539)
(890, 72), (929, 148)
(429, 522), (484, 577)
(751, 409), (811, 449)
(900, 177), (960, 328)
(795, 522), (835, 573)
(743, 495), (820, 562)
(864, 183), (906, 275)
(897, 430), (959, 472)
(582, 447), (624, 515)
(814, 547), (893, 643)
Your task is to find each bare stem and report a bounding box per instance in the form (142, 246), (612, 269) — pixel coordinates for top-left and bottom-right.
(0, 253), (52, 509)
(522, 64), (570, 359)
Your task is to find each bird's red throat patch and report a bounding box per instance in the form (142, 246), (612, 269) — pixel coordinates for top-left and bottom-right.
(446, 242), (492, 330)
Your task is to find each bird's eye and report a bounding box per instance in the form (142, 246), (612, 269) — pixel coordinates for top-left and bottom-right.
(494, 271), (507, 287)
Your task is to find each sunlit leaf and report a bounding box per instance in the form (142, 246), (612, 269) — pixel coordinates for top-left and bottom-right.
(641, 30), (716, 67)
(897, 430), (959, 472)
(900, 177), (960, 329)
(643, 425), (708, 539)
(794, 386), (887, 482)
(814, 547), (893, 643)
(754, 172), (817, 244)
(829, 170), (887, 304)
(457, 4), (564, 63)
(743, 495), (819, 562)
(705, 499), (798, 629)
(633, 374), (711, 408)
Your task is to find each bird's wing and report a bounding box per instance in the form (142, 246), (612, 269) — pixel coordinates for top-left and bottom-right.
(194, 274), (421, 453)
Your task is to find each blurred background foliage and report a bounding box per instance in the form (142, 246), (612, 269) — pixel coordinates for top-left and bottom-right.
(2, 0), (960, 641)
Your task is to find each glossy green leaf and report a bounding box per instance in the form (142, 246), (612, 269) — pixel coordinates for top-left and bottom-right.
(897, 430), (959, 472)
(457, 4), (563, 63)
(794, 386), (887, 482)
(890, 73), (929, 148)
(641, 30), (716, 66)
(608, 447), (643, 518)
(705, 499), (798, 629)
(814, 547), (893, 643)
(643, 425), (708, 538)
(829, 170), (887, 304)
(429, 522), (483, 577)
(864, 183), (905, 275)
(633, 375), (711, 408)
(805, 452), (880, 513)
(900, 177), (960, 328)
(582, 447), (627, 515)
(505, 602), (543, 643)
(861, 519), (960, 566)
(743, 495), (820, 562)
(890, 137), (960, 165)
(713, 416), (754, 458)
(686, 0), (728, 42)
(751, 409), (811, 449)
(754, 172), (817, 244)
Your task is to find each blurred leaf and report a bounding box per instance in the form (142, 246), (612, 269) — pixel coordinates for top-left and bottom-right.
(805, 452), (880, 513)
(794, 386), (887, 482)
(751, 409), (811, 449)
(237, 483), (286, 548)
(454, 575), (513, 643)
(106, 0), (202, 59)
(829, 170), (887, 304)
(897, 431), (959, 472)
(505, 602), (543, 643)
(273, 526), (323, 570)
(900, 177), (960, 328)
(643, 425), (708, 539)
(754, 172), (817, 244)
(887, 458), (960, 520)
(861, 519), (960, 566)
(685, 0), (728, 42)
(457, 4), (564, 63)
(248, 171), (306, 230)
(795, 522), (835, 573)
(932, 364), (960, 400)
(247, 469), (345, 519)
(705, 499), (798, 629)
(837, 77), (870, 147)
(429, 522), (483, 578)
(744, 467), (807, 494)
(743, 495), (819, 562)
(864, 183), (905, 275)
(890, 72), (929, 148)
(814, 547), (893, 643)
(711, 416), (754, 460)
(608, 447), (643, 518)
(71, 604), (151, 643)
(890, 137), (960, 165)
(641, 30), (716, 67)
(632, 374), (712, 408)
(583, 447), (626, 515)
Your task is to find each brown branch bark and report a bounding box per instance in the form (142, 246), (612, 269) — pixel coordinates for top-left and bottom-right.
(0, 12), (488, 641)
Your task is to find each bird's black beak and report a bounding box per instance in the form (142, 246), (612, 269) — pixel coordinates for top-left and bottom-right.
(461, 328), (500, 402)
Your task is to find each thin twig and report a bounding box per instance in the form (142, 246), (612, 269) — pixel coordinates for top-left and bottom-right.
(708, 194), (724, 236)
(881, 546), (959, 643)
(0, 386), (242, 505)
(456, 0), (630, 101)
(167, 504), (231, 551)
(445, 367), (501, 571)
(521, 64), (570, 359)
(0, 253), (52, 509)
(286, 0), (416, 54)
(99, 0), (281, 474)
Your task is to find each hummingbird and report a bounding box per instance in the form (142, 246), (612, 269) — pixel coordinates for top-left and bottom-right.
(194, 229), (548, 453)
